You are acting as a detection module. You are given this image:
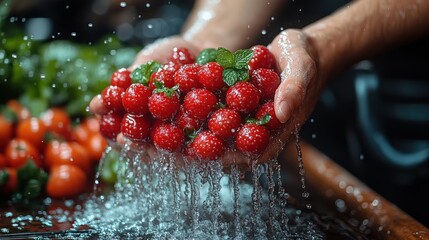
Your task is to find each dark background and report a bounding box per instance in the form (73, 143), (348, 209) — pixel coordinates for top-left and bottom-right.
(7, 0), (429, 227)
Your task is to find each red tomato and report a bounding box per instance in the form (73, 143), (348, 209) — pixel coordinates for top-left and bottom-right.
(4, 138), (42, 168)
(72, 117), (107, 162)
(0, 115), (14, 151)
(1, 168), (18, 194)
(46, 164), (87, 198)
(40, 108), (72, 140)
(16, 117), (48, 150)
(6, 100), (31, 120)
(44, 140), (92, 175)
(82, 117), (100, 133)
(71, 122), (91, 144)
(84, 133), (108, 162)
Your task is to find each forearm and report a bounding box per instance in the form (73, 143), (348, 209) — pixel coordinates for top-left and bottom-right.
(303, 0), (429, 80)
(182, 0), (286, 51)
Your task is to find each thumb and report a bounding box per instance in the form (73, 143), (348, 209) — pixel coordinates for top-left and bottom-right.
(268, 30), (316, 123)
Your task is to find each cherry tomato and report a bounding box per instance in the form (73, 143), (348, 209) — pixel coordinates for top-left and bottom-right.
(72, 118), (107, 162)
(71, 122), (92, 144)
(0, 168), (18, 194)
(46, 164), (87, 198)
(16, 117), (48, 150)
(82, 117), (100, 133)
(40, 108), (72, 140)
(5, 138), (42, 168)
(44, 140), (92, 175)
(0, 115), (14, 151)
(84, 133), (108, 162)
(6, 100), (31, 120)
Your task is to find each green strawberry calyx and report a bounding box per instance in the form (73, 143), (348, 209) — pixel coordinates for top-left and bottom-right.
(246, 114), (271, 126)
(152, 79), (179, 98)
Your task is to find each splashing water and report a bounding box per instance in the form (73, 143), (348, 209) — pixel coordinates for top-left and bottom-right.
(71, 137), (328, 239)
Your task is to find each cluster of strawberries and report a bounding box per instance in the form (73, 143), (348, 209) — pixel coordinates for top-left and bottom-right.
(99, 45), (282, 161)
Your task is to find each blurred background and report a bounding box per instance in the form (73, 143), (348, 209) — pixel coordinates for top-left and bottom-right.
(1, 0), (428, 227)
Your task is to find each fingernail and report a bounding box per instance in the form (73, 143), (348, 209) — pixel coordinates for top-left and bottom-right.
(277, 100), (291, 123)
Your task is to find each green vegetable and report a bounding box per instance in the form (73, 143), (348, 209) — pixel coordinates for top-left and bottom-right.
(12, 160), (48, 200)
(100, 148), (121, 184)
(0, 20), (139, 118)
(215, 47), (254, 86)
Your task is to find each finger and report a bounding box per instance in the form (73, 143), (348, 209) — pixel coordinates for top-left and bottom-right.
(268, 30), (316, 123)
(89, 94), (108, 115)
(274, 73), (308, 123)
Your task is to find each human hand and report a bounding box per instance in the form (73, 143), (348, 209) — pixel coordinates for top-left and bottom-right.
(89, 35), (201, 143)
(254, 29), (327, 164)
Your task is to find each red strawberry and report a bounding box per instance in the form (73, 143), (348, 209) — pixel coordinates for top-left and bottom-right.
(226, 81), (260, 114)
(149, 69), (175, 91)
(99, 111), (124, 141)
(208, 108), (243, 139)
(255, 101), (281, 130)
(168, 47), (195, 65)
(163, 61), (182, 73)
(236, 123), (270, 155)
(102, 85), (125, 112)
(183, 88), (218, 120)
(152, 123), (185, 152)
(122, 83), (152, 115)
(148, 83), (180, 120)
(250, 68), (280, 101)
(192, 131), (226, 161)
(149, 119), (166, 142)
(174, 107), (202, 133)
(198, 62), (226, 91)
(110, 68), (132, 89)
(174, 63), (202, 93)
(121, 114), (151, 141)
(248, 45), (276, 72)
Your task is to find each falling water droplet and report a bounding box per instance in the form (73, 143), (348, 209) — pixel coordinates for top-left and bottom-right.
(120, 2), (127, 7)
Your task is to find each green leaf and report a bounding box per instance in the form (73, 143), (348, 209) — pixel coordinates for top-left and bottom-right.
(246, 114), (271, 125)
(0, 170), (9, 186)
(22, 179), (42, 199)
(15, 160), (48, 199)
(223, 68), (239, 86)
(17, 159), (39, 185)
(152, 79), (179, 98)
(236, 69), (250, 82)
(234, 49), (253, 69)
(216, 47), (234, 68)
(130, 61), (162, 85)
(196, 48), (217, 64)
